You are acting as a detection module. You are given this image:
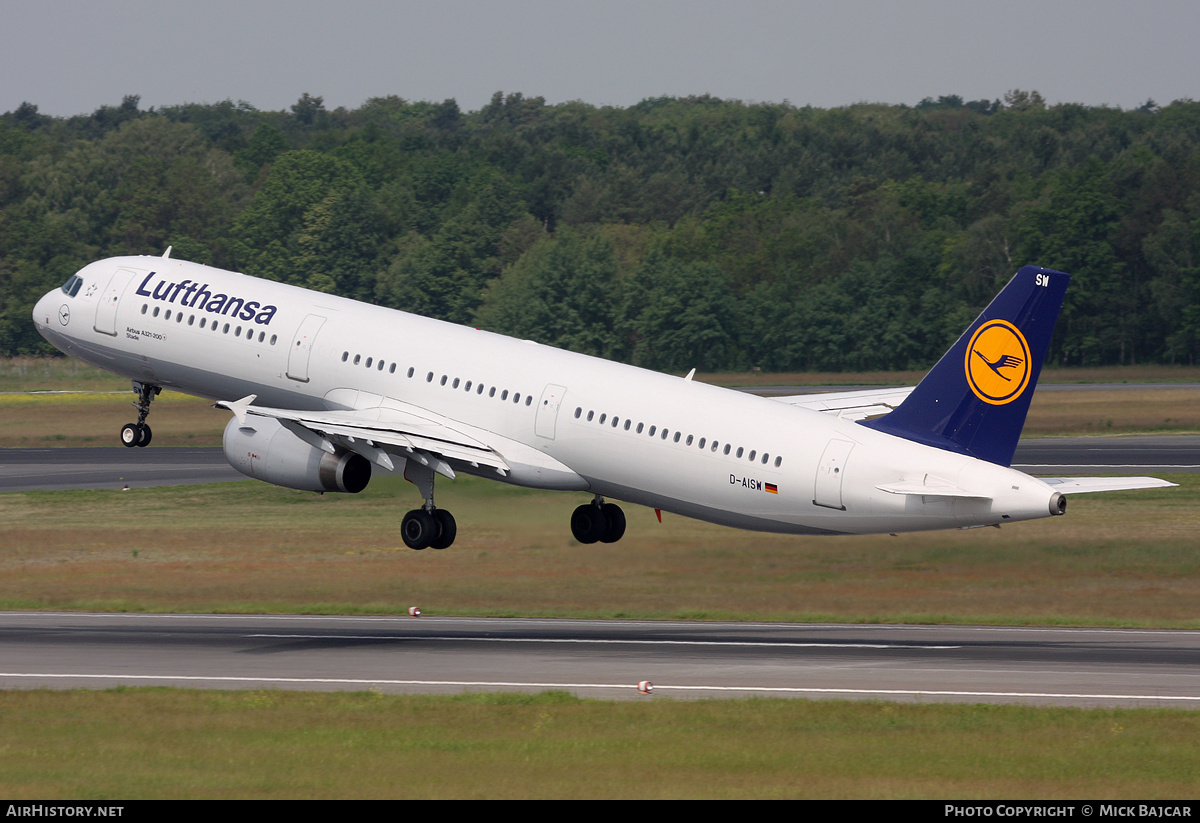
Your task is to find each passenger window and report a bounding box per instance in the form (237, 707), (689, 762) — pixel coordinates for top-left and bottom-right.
(575, 408), (582, 419)
(774, 456), (782, 468)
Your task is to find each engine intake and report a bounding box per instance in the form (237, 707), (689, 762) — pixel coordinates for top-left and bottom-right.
(223, 416), (371, 493)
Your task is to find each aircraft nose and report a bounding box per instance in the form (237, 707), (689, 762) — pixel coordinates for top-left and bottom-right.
(32, 291), (53, 328)
(32, 289), (66, 338)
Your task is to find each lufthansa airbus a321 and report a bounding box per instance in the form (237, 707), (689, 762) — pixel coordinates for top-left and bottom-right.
(32, 250), (1172, 550)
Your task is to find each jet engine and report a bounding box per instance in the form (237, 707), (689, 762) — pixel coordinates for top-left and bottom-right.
(223, 415), (371, 493)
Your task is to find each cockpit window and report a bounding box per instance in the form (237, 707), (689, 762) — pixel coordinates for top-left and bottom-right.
(61, 275), (83, 297)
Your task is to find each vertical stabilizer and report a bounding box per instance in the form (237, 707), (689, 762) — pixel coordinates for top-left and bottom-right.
(860, 266), (1069, 467)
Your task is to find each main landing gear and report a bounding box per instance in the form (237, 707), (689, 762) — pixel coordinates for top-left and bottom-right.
(120, 381), (161, 448)
(400, 460), (457, 550)
(571, 496), (626, 544)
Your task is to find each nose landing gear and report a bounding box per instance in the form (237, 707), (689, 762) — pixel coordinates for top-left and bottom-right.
(120, 381), (160, 448)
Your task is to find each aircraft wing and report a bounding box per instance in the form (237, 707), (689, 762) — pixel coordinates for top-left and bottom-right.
(1038, 477), (1178, 493)
(215, 395), (511, 479)
(772, 386), (914, 420)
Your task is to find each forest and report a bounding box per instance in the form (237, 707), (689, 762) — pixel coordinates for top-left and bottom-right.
(2, 89), (1199, 371)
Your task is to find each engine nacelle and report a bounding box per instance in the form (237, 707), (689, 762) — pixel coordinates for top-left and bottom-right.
(223, 416), (371, 493)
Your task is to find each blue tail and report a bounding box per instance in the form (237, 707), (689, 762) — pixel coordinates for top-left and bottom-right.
(859, 266), (1070, 467)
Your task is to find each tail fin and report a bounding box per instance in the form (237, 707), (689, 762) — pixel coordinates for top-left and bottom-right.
(859, 266), (1069, 467)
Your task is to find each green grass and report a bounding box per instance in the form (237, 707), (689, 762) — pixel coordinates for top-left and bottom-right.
(1, 689), (1197, 799)
(1, 474), (1196, 625)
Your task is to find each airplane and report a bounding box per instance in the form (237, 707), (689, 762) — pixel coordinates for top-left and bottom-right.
(32, 250), (1173, 550)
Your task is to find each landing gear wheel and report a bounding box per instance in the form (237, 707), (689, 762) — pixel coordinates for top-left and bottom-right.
(570, 503), (608, 544)
(599, 503), (626, 543)
(136, 423), (152, 448)
(120, 424), (140, 448)
(401, 509), (438, 550)
(431, 509), (457, 550)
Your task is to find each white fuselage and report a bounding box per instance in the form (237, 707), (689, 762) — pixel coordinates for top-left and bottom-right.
(33, 256), (1062, 535)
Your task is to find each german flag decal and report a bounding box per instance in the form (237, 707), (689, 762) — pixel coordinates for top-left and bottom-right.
(765, 483), (778, 494)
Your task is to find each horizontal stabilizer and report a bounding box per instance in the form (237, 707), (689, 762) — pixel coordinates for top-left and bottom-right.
(875, 478), (991, 499)
(774, 386), (914, 420)
(1039, 476), (1177, 494)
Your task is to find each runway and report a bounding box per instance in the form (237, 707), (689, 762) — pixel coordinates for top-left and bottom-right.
(1, 612), (1198, 708)
(1, 435), (1196, 493)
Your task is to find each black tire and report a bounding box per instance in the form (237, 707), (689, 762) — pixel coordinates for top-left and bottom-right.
(599, 503), (626, 543)
(401, 509), (437, 550)
(136, 424), (152, 447)
(120, 424), (140, 448)
(570, 503), (608, 544)
(430, 509), (457, 550)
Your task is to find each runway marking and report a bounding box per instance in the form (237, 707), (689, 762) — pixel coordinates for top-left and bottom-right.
(245, 633), (961, 650)
(2, 673), (1198, 703)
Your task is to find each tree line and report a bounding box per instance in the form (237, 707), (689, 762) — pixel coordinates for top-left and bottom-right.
(3, 90), (1199, 371)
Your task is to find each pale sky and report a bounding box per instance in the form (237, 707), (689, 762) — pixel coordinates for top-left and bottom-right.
(3, 0), (1195, 116)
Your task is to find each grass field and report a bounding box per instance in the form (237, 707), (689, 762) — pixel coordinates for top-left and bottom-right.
(1, 474), (1195, 624)
(3, 689), (1198, 799)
